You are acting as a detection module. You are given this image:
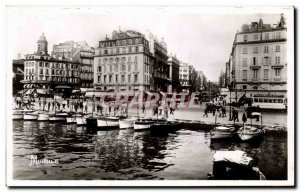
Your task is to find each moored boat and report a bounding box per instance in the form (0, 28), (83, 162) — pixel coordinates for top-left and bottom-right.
(97, 116), (120, 128)
(23, 111), (39, 120)
(237, 126), (263, 141)
(12, 109), (27, 120)
(119, 117), (137, 129)
(76, 114), (90, 125)
(210, 126), (236, 139)
(134, 118), (154, 131)
(37, 112), (49, 121)
(49, 112), (69, 122)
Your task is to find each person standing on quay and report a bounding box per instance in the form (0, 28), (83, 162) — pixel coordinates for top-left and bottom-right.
(142, 103), (146, 114)
(164, 107), (168, 119)
(48, 101), (51, 111)
(203, 106), (208, 117)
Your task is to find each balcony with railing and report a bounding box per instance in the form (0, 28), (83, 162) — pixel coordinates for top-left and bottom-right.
(273, 77), (281, 81)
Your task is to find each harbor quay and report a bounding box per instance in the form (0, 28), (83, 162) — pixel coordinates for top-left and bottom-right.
(23, 97), (287, 131)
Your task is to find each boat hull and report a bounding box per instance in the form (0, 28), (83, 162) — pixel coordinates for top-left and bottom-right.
(86, 117), (98, 128)
(37, 113), (49, 121)
(237, 132), (261, 141)
(134, 122), (152, 131)
(66, 117), (76, 123)
(119, 118), (136, 129)
(97, 118), (119, 128)
(13, 113), (23, 120)
(76, 116), (87, 125)
(211, 131), (234, 139)
(24, 114), (38, 120)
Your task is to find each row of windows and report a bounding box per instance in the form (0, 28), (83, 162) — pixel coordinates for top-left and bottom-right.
(98, 46), (149, 56)
(242, 68), (282, 80)
(97, 62), (139, 73)
(242, 56), (282, 66)
(97, 74), (141, 84)
(98, 56), (139, 63)
(25, 75), (79, 83)
(99, 38), (148, 48)
(25, 62), (80, 70)
(243, 32), (282, 42)
(242, 45), (281, 54)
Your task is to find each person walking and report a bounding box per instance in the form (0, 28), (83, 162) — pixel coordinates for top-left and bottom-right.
(222, 107), (226, 117)
(170, 106), (174, 115)
(164, 107), (168, 119)
(203, 107), (208, 117)
(48, 102), (51, 111)
(212, 105), (216, 116)
(52, 101), (55, 111)
(142, 103), (146, 114)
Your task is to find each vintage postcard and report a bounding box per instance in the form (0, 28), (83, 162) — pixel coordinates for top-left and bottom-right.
(6, 6), (294, 187)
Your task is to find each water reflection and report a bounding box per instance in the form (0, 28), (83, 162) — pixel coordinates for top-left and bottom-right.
(13, 121), (287, 180)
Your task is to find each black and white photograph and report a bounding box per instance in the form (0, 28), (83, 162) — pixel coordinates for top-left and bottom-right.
(5, 6), (294, 187)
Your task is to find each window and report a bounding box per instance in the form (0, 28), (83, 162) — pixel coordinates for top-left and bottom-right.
(263, 57), (271, 65)
(276, 32), (281, 39)
(253, 57), (256, 65)
(244, 35), (247, 42)
(46, 69), (49, 75)
(110, 65), (113, 72)
(253, 69), (258, 80)
(104, 50), (108, 54)
(265, 33), (269, 40)
(263, 69), (269, 79)
(109, 75), (112, 83)
(275, 56), (280, 65)
(264, 46), (269, 53)
(121, 75), (125, 83)
(253, 86), (258, 90)
(40, 69), (43, 75)
(275, 69), (281, 77)
(253, 47), (258, 53)
(276, 45), (280, 52)
(136, 46), (139, 53)
(115, 74), (118, 83)
(52, 69), (54, 75)
(122, 48), (126, 54)
(98, 66), (101, 72)
(134, 74), (138, 83)
(104, 75), (106, 83)
(242, 47), (247, 54)
(45, 63), (49, 67)
(242, 85), (247, 89)
(254, 34), (259, 40)
(242, 58), (247, 67)
(242, 70), (247, 80)
(122, 64), (126, 71)
(128, 75), (131, 83)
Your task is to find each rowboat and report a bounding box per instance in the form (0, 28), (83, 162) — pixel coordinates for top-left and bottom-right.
(49, 112), (69, 122)
(237, 112), (264, 141)
(210, 126), (236, 139)
(119, 117), (137, 129)
(23, 111), (39, 120)
(134, 118), (154, 131)
(97, 116), (120, 128)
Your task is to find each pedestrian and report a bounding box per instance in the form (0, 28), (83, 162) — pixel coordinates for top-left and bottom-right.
(203, 107), (208, 117)
(212, 105), (216, 116)
(159, 106), (162, 115)
(48, 102), (51, 111)
(142, 103), (145, 113)
(39, 99), (41, 108)
(222, 107), (226, 117)
(164, 107), (168, 119)
(62, 102), (66, 109)
(170, 107), (174, 115)
(57, 102), (60, 110)
(67, 99), (69, 108)
(85, 104), (88, 113)
(99, 105), (103, 115)
(218, 107), (222, 117)
(52, 101), (55, 111)
(108, 104), (111, 115)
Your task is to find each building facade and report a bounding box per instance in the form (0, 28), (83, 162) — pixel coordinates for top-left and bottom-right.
(22, 33), (81, 94)
(52, 41), (94, 88)
(179, 62), (192, 92)
(147, 32), (169, 92)
(12, 59), (24, 94)
(167, 54), (180, 92)
(229, 14), (287, 99)
(93, 30), (152, 92)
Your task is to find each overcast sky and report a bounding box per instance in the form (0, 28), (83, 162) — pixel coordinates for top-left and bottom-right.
(6, 7), (286, 81)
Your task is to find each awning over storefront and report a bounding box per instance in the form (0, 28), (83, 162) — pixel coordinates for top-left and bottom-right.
(25, 89), (34, 95)
(85, 91), (113, 98)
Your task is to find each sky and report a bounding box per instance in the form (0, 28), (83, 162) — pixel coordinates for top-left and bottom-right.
(6, 7), (286, 81)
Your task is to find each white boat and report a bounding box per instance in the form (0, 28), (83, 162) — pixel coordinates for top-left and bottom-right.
(76, 115), (89, 125)
(237, 126), (263, 141)
(134, 118), (153, 131)
(210, 126), (235, 139)
(24, 111), (39, 120)
(119, 117), (137, 129)
(97, 116), (120, 128)
(12, 110), (25, 120)
(66, 116), (77, 123)
(49, 112), (69, 121)
(237, 112), (264, 141)
(37, 112), (49, 121)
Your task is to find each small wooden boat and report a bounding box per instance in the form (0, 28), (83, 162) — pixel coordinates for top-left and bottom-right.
(237, 112), (264, 141)
(23, 111), (39, 120)
(97, 116), (121, 128)
(37, 111), (49, 121)
(237, 126), (263, 141)
(134, 118), (154, 131)
(119, 116), (137, 129)
(210, 126), (236, 139)
(49, 112), (69, 122)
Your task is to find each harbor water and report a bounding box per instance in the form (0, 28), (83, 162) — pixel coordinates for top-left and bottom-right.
(13, 121), (287, 180)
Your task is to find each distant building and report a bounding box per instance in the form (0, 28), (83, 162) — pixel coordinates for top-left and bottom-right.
(93, 29), (152, 92)
(196, 70), (206, 92)
(227, 14), (287, 99)
(22, 33), (81, 96)
(52, 41), (95, 88)
(167, 53), (180, 92)
(179, 62), (193, 92)
(147, 32), (169, 92)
